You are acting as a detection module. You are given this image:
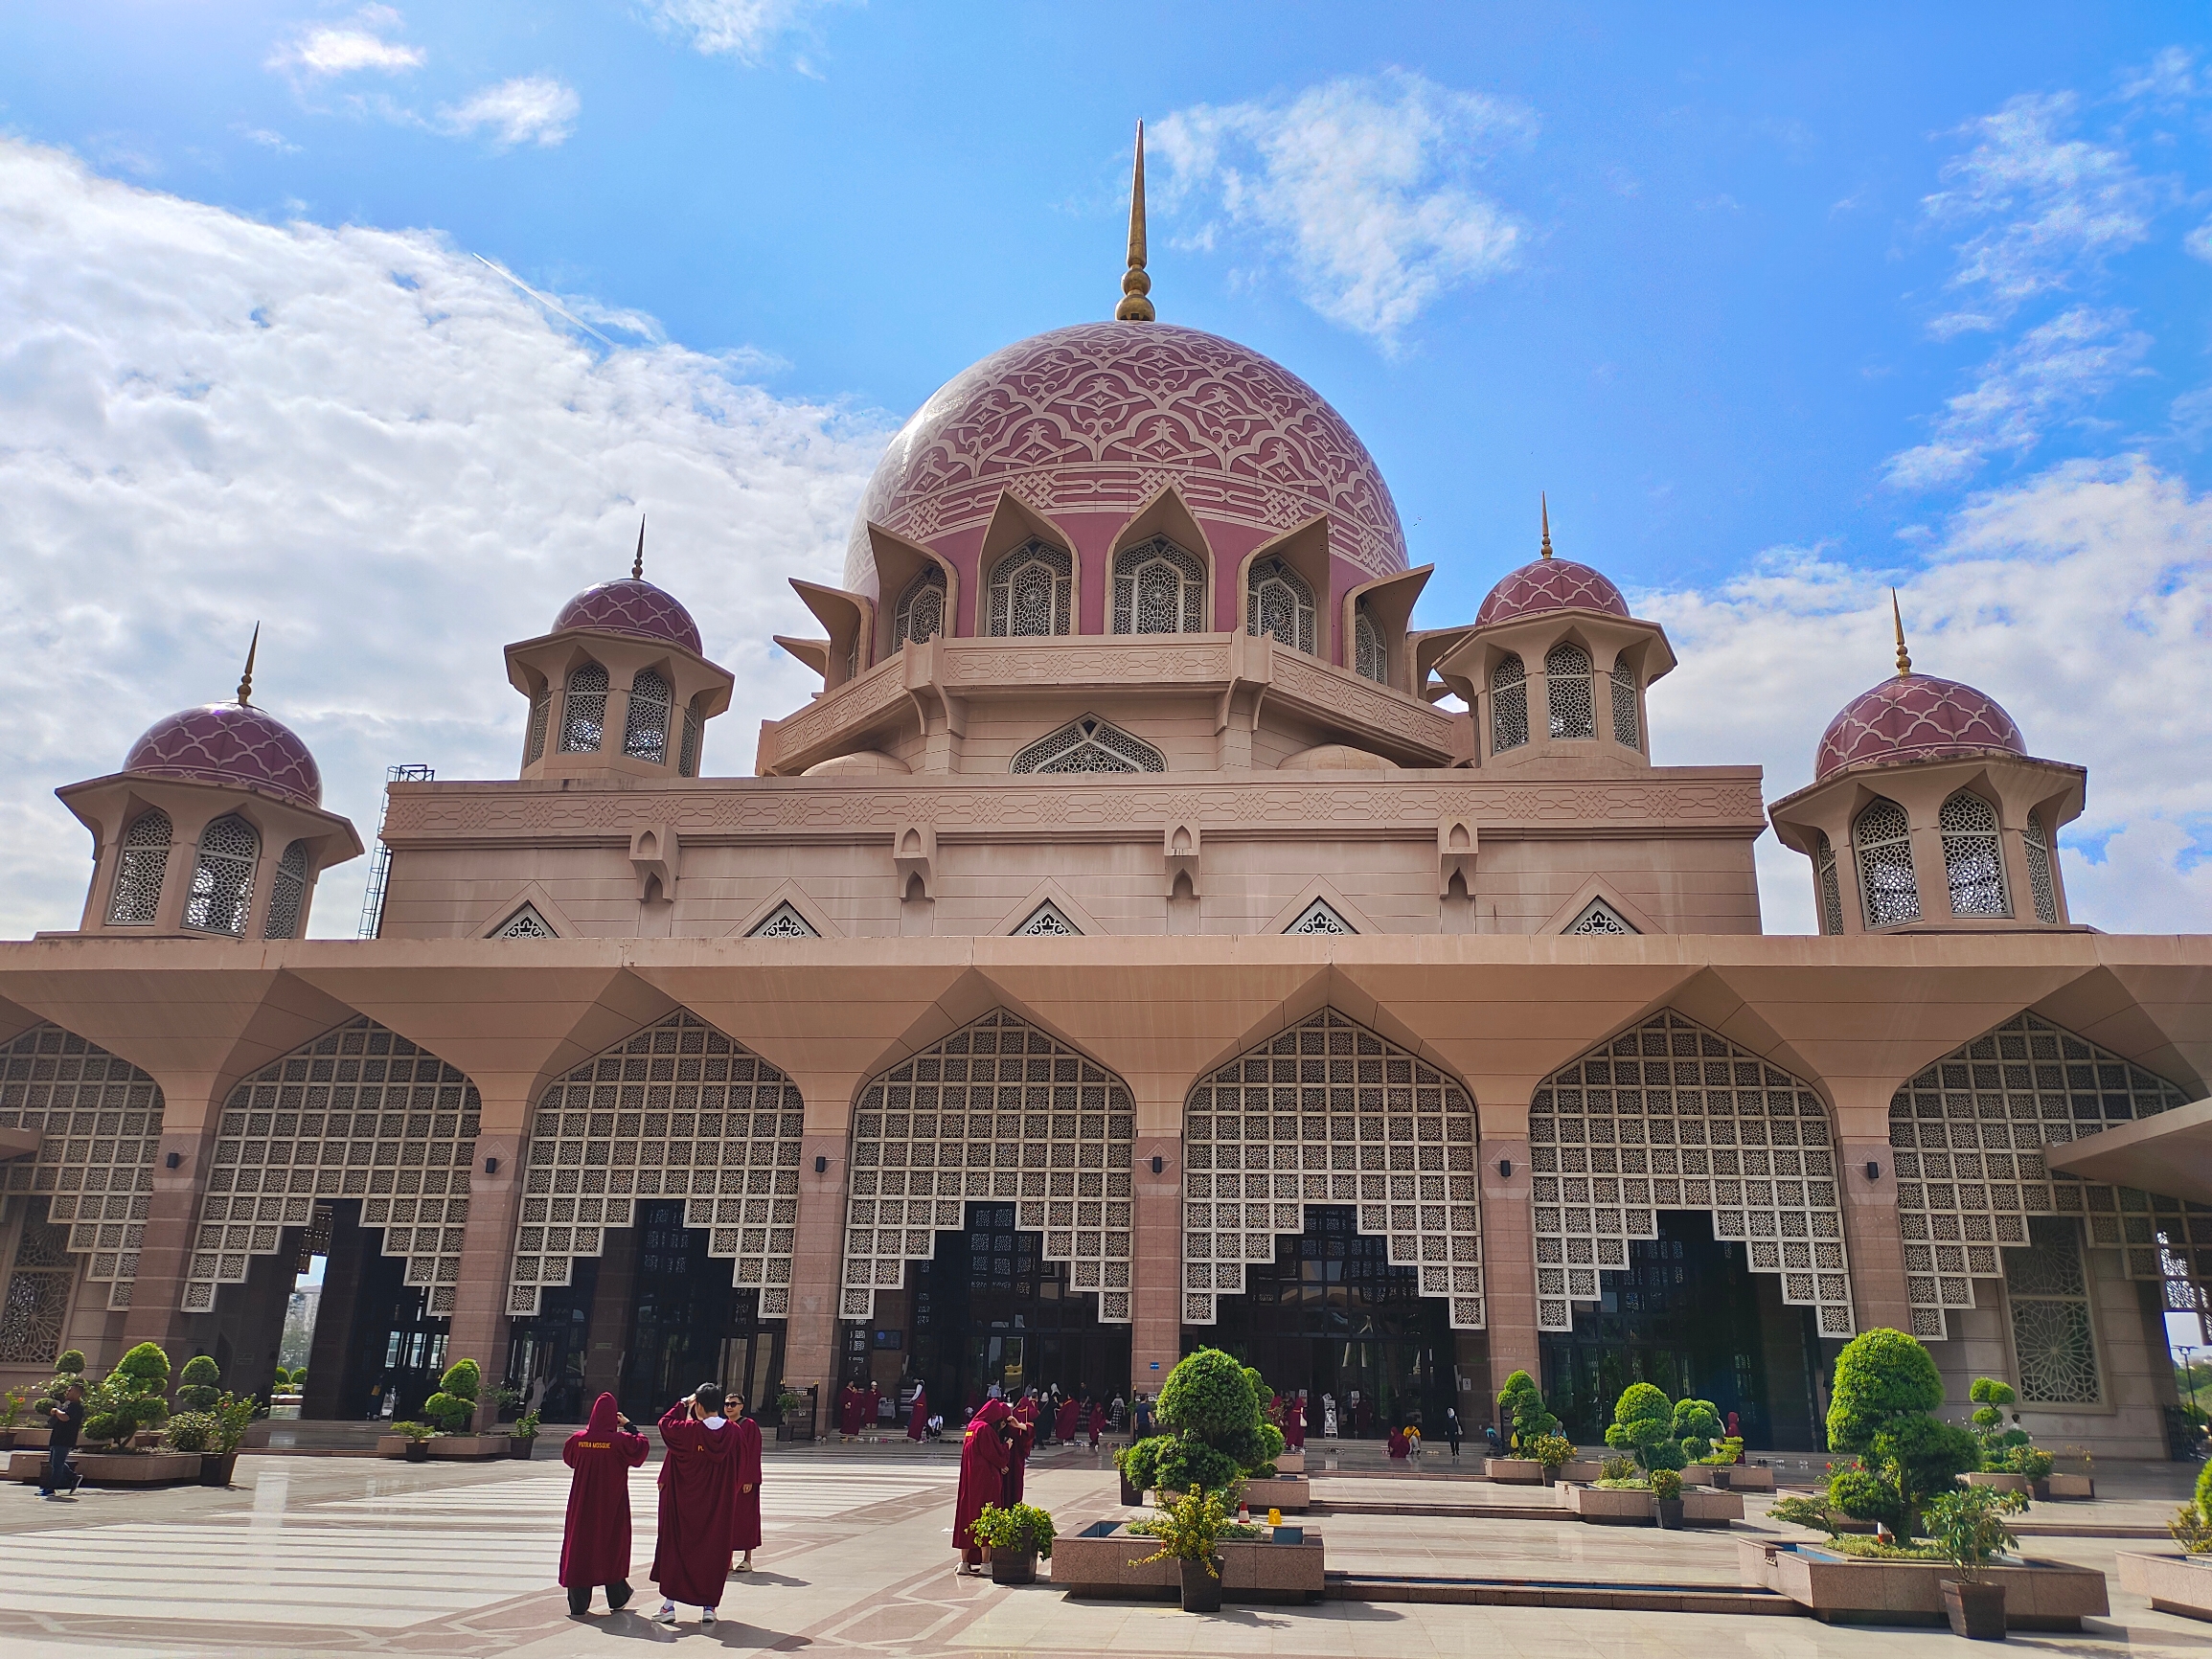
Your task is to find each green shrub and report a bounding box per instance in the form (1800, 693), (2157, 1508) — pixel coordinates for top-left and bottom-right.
(1828, 1463), (1904, 1532)
(165, 1411), (218, 1452)
(422, 1357), (482, 1434)
(970, 1501), (1056, 1558)
(1530, 1433), (1576, 1470)
(1820, 1329), (1974, 1538)
(1968, 1376), (2031, 1469)
(1498, 1370), (1559, 1452)
(84, 1343), (172, 1446)
(1603, 1383), (1721, 1475)
(1649, 1467), (1683, 1503)
(167, 1396), (257, 1456)
(1926, 1485), (2027, 1579)
(1827, 1328), (1942, 1452)
(176, 1354), (222, 1413)
(1129, 1486), (1237, 1575)
(1672, 1398), (1723, 1465)
(1600, 1454), (1638, 1483)
(1119, 1349), (1279, 1502)
(2011, 1446), (2055, 1483)
(392, 1420), (438, 1443)
(1769, 1493), (1843, 1538)
(271, 1366), (292, 1390)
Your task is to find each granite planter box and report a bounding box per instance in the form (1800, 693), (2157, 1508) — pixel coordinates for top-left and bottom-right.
(2117, 1552), (2212, 1620)
(1558, 1460), (1604, 1483)
(1050, 1520), (1324, 1602)
(2043, 1472), (2093, 1500)
(8, 1449), (202, 1486)
(376, 1433), (506, 1460)
(1486, 1458), (1547, 1484)
(1250, 1474), (1310, 1513)
(1683, 1465), (1773, 1490)
(1560, 1484), (1741, 1527)
(1962, 1471), (2032, 1496)
(1739, 1539), (2107, 1628)
(1273, 1450), (1305, 1474)
(12, 1427), (49, 1449)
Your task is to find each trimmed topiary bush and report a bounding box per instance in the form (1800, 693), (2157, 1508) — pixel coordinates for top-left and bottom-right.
(422, 1357), (482, 1434)
(34, 1350), (87, 1420)
(1822, 1328), (1979, 1537)
(1607, 1382), (1683, 1473)
(1827, 1327), (1942, 1450)
(1969, 1376), (2031, 1469)
(1116, 1348), (1282, 1499)
(176, 1354), (222, 1413)
(84, 1342), (172, 1447)
(1498, 1369), (1560, 1453)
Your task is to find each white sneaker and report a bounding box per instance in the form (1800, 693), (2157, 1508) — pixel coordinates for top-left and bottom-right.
(701, 1607), (717, 1626)
(653, 1604), (676, 1627)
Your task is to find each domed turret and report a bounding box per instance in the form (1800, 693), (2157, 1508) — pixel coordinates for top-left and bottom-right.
(552, 576), (703, 656)
(1474, 502), (1631, 629)
(1769, 595), (2083, 935)
(124, 700), (324, 809)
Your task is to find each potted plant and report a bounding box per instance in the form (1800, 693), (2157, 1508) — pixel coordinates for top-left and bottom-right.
(509, 1409), (542, 1459)
(1651, 1466), (1685, 1529)
(423, 1357), (482, 1437)
(175, 1354), (223, 1413)
(393, 1420), (437, 1463)
(1130, 1485), (1235, 1612)
(165, 1392), (260, 1486)
(1495, 1370), (1560, 1477)
(0, 1386), (28, 1451)
(1112, 1442), (1147, 1506)
(1927, 1484), (2027, 1639)
(971, 1501), (1056, 1585)
(776, 1386), (810, 1442)
(1531, 1433), (1577, 1486)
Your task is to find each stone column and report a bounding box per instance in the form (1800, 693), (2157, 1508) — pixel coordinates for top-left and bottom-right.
(1131, 1126), (1183, 1388)
(119, 1080), (226, 1356)
(1837, 1130), (1913, 1336)
(447, 1100), (524, 1428)
(783, 1127), (849, 1404)
(1478, 1134), (1538, 1424)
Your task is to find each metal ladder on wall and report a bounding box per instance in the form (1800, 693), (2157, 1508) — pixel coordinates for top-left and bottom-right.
(356, 763), (434, 938)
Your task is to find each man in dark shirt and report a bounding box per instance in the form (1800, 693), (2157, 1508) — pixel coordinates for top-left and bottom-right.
(41, 1382), (84, 1498)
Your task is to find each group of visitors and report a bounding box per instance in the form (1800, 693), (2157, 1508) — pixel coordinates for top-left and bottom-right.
(558, 1386), (764, 1628)
(948, 1398), (1032, 1573)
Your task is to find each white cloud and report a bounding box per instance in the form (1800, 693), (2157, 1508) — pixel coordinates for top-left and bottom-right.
(1885, 306), (2150, 487)
(439, 77), (580, 148)
(1152, 70), (1534, 351)
(0, 139), (889, 939)
(1644, 457), (2212, 934)
(268, 6), (425, 80)
(643, 0), (842, 63)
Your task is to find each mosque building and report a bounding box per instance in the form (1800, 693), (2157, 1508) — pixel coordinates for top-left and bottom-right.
(1, 134), (2206, 1454)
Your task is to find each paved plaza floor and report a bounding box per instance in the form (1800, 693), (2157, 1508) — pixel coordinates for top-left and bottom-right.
(4, 1441), (2212, 1658)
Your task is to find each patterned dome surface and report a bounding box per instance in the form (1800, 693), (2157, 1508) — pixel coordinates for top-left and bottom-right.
(845, 322), (1406, 591)
(553, 578), (702, 655)
(124, 703), (323, 808)
(1475, 557), (1630, 627)
(1814, 674), (2027, 782)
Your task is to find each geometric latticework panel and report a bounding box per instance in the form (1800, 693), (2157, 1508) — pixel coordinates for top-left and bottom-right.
(1182, 1009), (1484, 1331)
(0, 1203), (80, 1364)
(0, 1025), (165, 1311)
(509, 1011), (803, 1319)
(843, 1010), (1134, 1326)
(1532, 1010), (1857, 1340)
(185, 1018), (479, 1316)
(1888, 1011), (2196, 1342)
(2004, 1216), (2102, 1404)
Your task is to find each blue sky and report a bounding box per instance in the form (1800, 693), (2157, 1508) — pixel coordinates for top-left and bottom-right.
(0, 1), (2208, 937)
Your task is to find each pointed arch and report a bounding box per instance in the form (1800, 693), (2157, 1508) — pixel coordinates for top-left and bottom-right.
(185, 813), (259, 936)
(986, 537), (1073, 637)
(841, 1009), (1134, 1326)
(106, 809), (171, 926)
(1182, 1008), (1484, 1330)
(560, 660), (610, 753)
(1113, 535), (1208, 635)
(183, 1016), (480, 1316)
(1854, 796), (1918, 926)
(0, 1024), (165, 1314)
(1530, 1009), (1856, 1340)
(1940, 788), (2009, 918)
(1491, 653), (1529, 753)
(1543, 641), (1595, 739)
(508, 1009), (803, 1319)
(895, 565), (946, 648)
(1010, 713), (1165, 774)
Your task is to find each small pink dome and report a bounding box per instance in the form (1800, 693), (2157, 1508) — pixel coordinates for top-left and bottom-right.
(553, 578), (702, 655)
(1814, 674), (2027, 782)
(1475, 557), (1630, 627)
(124, 703), (323, 809)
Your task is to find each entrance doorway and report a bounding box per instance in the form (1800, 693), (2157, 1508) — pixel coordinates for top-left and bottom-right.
(1539, 1210), (1825, 1448)
(1202, 1207), (1452, 1438)
(616, 1200), (786, 1422)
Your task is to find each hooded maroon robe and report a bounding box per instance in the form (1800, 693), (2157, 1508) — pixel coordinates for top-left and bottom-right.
(1285, 1396), (1306, 1449)
(728, 1414), (764, 1553)
(650, 1401), (737, 1607)
(1001, 1410), (1035, 1505)
(952, 1400), (1012, 1556)
(1087, 1403), (1106, 1447)
(906, 1385), (928, 1442)
(1054, 1398), (1080, 1442)
(559, 1394), (649, 1589)
(838, 1384), (867, 1436)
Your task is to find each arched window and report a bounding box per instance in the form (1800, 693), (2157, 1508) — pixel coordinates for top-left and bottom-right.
(1854, 797), (1919, 927)
(1245, 557), (1315, 654)
(1544, 642), (1595, 739)
(988, 539), (1072, 637)
(524, 685), (550, 764)
(1112, 536), (1206, 634)
(184, 813), (260, 936)
(106, 809), (171, 926)
(1940, 790), (2009, 918)
(677, 699), (702, 778)
(1491, 654), (1529, 752)
(1010, 714), (1166, 774)
(1353, 605), (1385, 684)
(263, 840), (308, 940)
(559, 662), (609, 754)
(1609, 665), (1641, 750)
(2024, 808), (2058, 924)
(1814, 832), (1844, 937)
(622, 669), (673, 763)
(895, 566), (946, 647)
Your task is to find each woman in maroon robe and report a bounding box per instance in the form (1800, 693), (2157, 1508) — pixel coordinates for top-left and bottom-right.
(1086, 1400), (1106, 1449)
(559, 1393), (649, 1616)
(1054, 1395), (1081, 1443)
(1001, 1402), (1035, 1504)
(837, 1380), (867, 1441)
(1285, 1392), (1306, 1450)
(906, 1382), (928, 1442)
(952, 1399), (1012, 1574)
(650, 1385), (738, 1626)
(727, 1397), (764, 1572)
(1387, 1424), (1410, 1461)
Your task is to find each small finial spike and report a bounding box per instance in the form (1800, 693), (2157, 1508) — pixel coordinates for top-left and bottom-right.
(1539, 492), (1553, 559)
(1115, 120), (1156, 323)
(237, 623), (260, 707)
(632, 515), (646, 580)
(1891, 588), (1912, 678)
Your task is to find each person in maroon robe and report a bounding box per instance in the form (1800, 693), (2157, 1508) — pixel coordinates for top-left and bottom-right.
(1387, 1424), (1410, 1461)
(559, 1393), (649, 1617)
(952, 1399), (1013, 1574)
(837, 1379), (867, 1441)
(1055, 1394), (1081, 1443)
(650, 1384), (738, 1627)
(727, 1396), (764, 1573)
(906, 1382), (928, 1443)
(1001, 1400), (1036, 1504)
(866, 1380), (882, 1432)
(1285, 1392), (1306, 1450)
(1086, 1400), (1106, 1449)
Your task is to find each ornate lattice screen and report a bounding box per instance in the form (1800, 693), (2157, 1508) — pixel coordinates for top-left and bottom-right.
(0, 1025), (164, 1311)
(843, 1010), (1133, 1325)
(1888, 1011), (2196, 1341)
(1532, 1010), (1856, 1339)
(510, 1010), (803, 1318)
(185, 1017), (478, 1315)
(1182, 1009), (1485, 1330)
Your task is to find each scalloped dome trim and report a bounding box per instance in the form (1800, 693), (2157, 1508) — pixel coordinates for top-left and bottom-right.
(553, 578), (702, 655)
(124, 703), (323, 808)
(1814, 674), (2027, 782)
(1475, 557), (1630, 627)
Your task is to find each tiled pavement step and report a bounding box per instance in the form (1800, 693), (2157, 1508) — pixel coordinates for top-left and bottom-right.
(1325, 1572), (1807, 1614)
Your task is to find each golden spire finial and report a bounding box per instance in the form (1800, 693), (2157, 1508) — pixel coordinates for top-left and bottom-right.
(632, 515), (646, 580)
(236, 623), (260, 707)
(1891, 588), (1912, 678)
(1115, 120), (1155, 323)
(1539, 492), (1553, 559)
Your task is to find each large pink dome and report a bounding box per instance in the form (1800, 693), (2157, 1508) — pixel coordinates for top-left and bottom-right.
(553, 578), (702, 656)
(1475, 557), (1630, 627)
(845, 322), (1406, 592)
(124, 703), (323, 809)
(1814, 674), (2027, 782)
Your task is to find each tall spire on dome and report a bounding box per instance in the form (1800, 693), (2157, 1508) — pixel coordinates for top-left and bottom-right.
(1890, 588), (1913, 678)
(1115, 120), (1155, 323)
(632, 514), (646, 580)
(1539, 492), (1553, 559)
(236, 623), (260, 707)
